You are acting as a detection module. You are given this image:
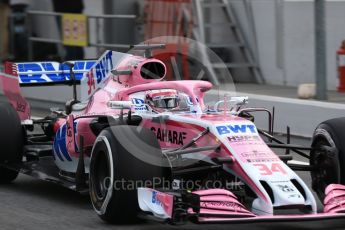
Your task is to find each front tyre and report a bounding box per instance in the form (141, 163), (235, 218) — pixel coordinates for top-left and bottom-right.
(89, 126), (170, 224)
(310, 118), (345, 200)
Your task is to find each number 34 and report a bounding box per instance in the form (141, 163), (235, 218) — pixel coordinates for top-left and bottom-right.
(254, 163), (287, 175)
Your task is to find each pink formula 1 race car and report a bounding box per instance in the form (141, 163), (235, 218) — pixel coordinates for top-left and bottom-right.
(0, 45), (345, 225)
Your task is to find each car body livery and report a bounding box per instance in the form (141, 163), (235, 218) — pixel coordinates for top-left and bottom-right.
(1, 45), (345, 225)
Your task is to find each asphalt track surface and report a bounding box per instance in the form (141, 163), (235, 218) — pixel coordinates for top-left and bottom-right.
(2, 169), (345, 230)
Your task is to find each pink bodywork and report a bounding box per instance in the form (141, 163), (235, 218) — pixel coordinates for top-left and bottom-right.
(141, 117), (270, 202)
(196, 213), (345, 223)
(188, 189), (256, 218)
(73, 64), (277, 203)
(114, 80), (212, 109)
(187, 188), (345, 223)
(72, 67), (273, 211)
(324, 184), (345, 214)
(1, 62), (30, 120)
(70, 73), (213, 156)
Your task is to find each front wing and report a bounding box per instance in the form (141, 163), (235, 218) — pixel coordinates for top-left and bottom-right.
(138, 185), (345, 224)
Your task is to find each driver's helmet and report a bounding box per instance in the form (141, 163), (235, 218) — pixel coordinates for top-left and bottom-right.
(145, 89), (179, 111)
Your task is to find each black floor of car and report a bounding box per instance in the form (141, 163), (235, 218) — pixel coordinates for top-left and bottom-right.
(2, 156), (79, 191)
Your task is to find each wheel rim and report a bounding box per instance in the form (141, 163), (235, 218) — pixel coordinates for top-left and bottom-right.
(311, 138), (340, 199)
(90, 135), (115, 216)
(92, 150), (110, 201)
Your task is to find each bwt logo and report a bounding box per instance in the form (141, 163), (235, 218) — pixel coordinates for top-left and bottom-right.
(95, 51), (113, 84)
(216, 124), (257, 135)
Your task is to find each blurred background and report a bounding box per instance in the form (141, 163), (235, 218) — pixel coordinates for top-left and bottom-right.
(1, 0), (345, 107)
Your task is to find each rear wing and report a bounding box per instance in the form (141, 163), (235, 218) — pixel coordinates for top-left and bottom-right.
(6, 60), (96, 86)
(0, 51), (130, 119)
(0, 60), (95, 121)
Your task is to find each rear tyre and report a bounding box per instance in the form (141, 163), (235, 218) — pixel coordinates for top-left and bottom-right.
(0, 102), (24, 184)
(310, 118), (345, 200)
(89, 126), (171, 224)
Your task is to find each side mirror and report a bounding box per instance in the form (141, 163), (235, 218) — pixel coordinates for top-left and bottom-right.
(214, 96), (249, 112)
(230, 96), (249, 106)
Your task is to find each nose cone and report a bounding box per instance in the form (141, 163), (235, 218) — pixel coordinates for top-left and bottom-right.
(269, 181), (305, 207)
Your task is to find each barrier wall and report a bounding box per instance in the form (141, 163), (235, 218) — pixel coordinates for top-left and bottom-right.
(228, 0), (345, 90)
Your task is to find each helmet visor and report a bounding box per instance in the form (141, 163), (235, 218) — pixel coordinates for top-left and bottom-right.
(153, 97), (178, 109)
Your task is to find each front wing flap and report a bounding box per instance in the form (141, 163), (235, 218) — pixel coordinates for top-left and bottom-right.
(138, 187), (345, 224)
